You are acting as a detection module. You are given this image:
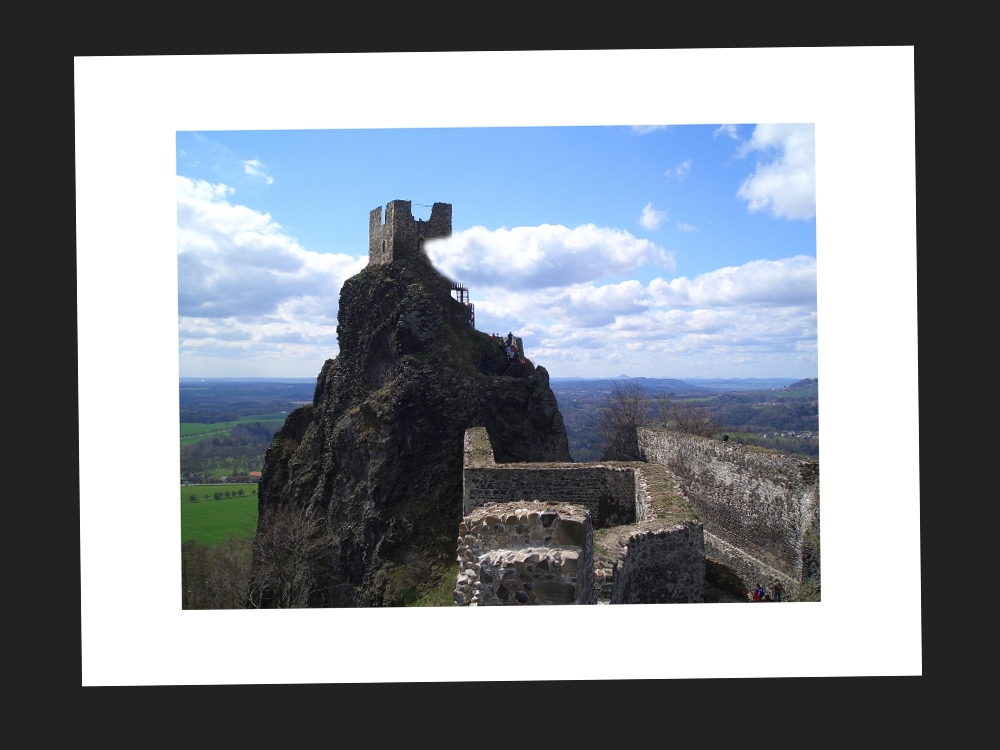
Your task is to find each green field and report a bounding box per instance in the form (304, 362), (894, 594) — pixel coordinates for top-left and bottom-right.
(180, 414), (287, 444)
(181, 484), (259, 545)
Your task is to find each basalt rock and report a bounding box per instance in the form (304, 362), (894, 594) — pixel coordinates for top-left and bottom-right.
(253, 201), (571, 607)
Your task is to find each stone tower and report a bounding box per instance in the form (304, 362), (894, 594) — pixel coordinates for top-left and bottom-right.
(368, 200), (452, 265)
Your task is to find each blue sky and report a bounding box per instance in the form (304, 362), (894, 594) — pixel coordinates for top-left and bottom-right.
(177, 123), (817, 379)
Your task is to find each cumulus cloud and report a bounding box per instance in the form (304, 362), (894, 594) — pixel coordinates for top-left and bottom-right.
(450, 255), (816, 378)
(736, 123), (815, 220)
(425, 223), (675, 290)
(240, 158), (274, 184)
(639, 203), (668, 230)
(542, 280), (651, 328)
(714, 124), (740, 139)
(647, 256), (816, 309)
(177, 175), (366, 365)
(666, 159), (692, 181)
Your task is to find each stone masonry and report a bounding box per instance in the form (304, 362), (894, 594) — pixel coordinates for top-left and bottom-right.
(454, 502), (594, 606)
(456, 427), (704, 605)
(637, 426), (819, 601)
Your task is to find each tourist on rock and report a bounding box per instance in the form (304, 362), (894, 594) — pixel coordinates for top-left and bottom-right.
(772, 578), (784, 602)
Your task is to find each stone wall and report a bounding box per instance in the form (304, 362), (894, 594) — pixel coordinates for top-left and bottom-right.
(594, 521), (705, 604)
(637, 427), (818, 599)
(462, 426), (639, 526)
(457, 428), (704, 604)
(463, 465), (639, 528)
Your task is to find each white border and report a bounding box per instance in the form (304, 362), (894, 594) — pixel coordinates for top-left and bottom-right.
(77, 48), (919, 685)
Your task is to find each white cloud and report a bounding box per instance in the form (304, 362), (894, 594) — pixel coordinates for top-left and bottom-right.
(736, 123), (815, 220)
(639, 202), (668, 230)
(714, 124), (740, 139)
(176, 176), (366, 365)
(666, 159), (692, 180)
(451, 255), (816, 379)
(240, 158), (274, 185)
(677, 223), (697, 232)
(648, 256), (816, 308)
(175, 177), (814, 379)
(426, 223), (675, 290)
(631, 125), (669, 134)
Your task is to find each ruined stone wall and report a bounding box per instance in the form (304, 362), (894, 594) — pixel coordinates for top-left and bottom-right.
(463, 464), (638, 528)
(637, 427), (818, 596)
(458, 428), (704, 605)
(454, 502), (594, 605)
(595, 521), (705, 604)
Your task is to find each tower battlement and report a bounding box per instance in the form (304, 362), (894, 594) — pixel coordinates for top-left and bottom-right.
(369, 200), (452, 265)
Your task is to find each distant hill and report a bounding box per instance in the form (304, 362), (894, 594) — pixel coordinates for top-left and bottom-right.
(784, 378), (818, 391)
(549, 377), (714, 395)
(548, 376), (811, 394)
(682, 377), (803, 391)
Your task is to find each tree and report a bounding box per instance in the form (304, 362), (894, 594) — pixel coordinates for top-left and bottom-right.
(188, 494), (198, 503)
(593, 381), (726, 460)
(246, 503), (337, 609)
(592, 380), (653, 460)
(651, 391), (722, 437)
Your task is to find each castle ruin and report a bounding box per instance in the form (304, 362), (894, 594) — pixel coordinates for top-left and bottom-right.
(454, 424), (818, 605)
(253, 199), (819, 608)
(369, 200), (452, 266)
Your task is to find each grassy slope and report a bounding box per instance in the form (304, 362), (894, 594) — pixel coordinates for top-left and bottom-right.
(180, 485), (259, 545)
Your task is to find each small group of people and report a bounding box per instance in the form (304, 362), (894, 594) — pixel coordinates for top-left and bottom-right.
(492, 331), (524, 365)
(747, 578), (784, 602)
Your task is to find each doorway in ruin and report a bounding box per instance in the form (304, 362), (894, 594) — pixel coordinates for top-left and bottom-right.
(703, 558), (749, 603)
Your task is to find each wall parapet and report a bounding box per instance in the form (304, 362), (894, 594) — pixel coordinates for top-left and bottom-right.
(637, 426), (819, 592)
(594, 520), (705, 604)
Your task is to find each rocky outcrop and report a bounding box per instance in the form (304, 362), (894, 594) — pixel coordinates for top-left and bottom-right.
(253, 203), (571, 607)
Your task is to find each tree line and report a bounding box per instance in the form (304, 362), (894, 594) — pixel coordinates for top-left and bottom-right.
(181, 421), (282, 480)
(556, 381), (818, 461)
(590, 380), (818, 459)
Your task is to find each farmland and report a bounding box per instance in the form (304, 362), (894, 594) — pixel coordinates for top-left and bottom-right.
(181, 484), (259, 545)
